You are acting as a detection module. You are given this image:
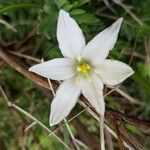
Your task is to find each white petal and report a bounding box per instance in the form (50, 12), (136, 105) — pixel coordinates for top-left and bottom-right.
(50, 78), (81, 126)
(29, 58), (75, 80)
(82, 18), (123, 64)
(79, 74), (105, 115)
(57, 9), (86, 59)
(97, 59), (134, 85)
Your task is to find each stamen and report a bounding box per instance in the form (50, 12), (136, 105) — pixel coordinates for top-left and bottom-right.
(75, 76), (80, 84)
(77, 63), (91, 74)
(77, 56), (81, 62)
(76, 61), (93, 82)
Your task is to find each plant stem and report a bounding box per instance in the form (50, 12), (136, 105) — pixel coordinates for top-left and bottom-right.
(100, 115), (105, 150)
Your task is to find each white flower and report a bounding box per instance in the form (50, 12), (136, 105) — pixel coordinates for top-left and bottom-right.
(29, 10), (134, 126)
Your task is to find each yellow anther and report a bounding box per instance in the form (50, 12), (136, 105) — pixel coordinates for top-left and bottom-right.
(77, 63), (91, 74)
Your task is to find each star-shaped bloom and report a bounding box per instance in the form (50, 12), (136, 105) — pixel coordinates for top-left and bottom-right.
(29, 10), (134, 126)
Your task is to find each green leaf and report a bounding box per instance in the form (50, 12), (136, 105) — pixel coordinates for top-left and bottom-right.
(73, 13), (99, 24)
(125, 124), (142, 135)
(132, 72), (150, 94)
(136, 25), (150, 37)
(76, 0), (90, 7)
(38, 12), (58, 39)
(107, 96), (119, 110)
(136, 63), (149, 77)
(0, 3), (41, 14)
(54, 0), (68, 8)
(43, 46), (62, 59)
(70, 9), (85, 15)
(43, 0), (58, 14)
(62, 4), (74, 11)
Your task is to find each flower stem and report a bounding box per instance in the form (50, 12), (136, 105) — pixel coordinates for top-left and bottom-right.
(100, 115), (105, 150)
(64, 118), (81, 150)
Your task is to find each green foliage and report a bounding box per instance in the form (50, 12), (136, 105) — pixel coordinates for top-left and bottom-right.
(125, 124), (142, 135)
(37, 0), (100, 39)
(0, 3), (41, 14)
(106, 96), (119, 110)
(132, 72), (150, 94)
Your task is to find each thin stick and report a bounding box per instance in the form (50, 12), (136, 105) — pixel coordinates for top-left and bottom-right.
(104, 124), (134, 150)
(0, 86), (70, 150)
(115, 88), (141, 105)
(100, 115), (105, 150)
(41, 59), (80, 150)
(0, 18), (17, 32)
(113, 0), (143, 26)
(35, 107), (88, 149)
(24, 121), (37, 132)
(51, 107), (88, 136)
(129, 37), (137, 66)
(105, 129), (114, 150)
(107, 85), (142, 105)
(9, 51), (41, 63)
(144, 38), (150, 80)
(64, 118), (80, 150)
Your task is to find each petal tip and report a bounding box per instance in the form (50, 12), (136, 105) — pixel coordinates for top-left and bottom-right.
(49, 113), (59, 127)
(125, 66), (134, 79)
(49, 117), (55, 126)
(115, 17), (123, 27)
(130, 69), (134, 76)
(28, 65), (38, 73)
(118, 17), (123, 23)
(28, 66), (33, 72)
(49, 117), (59, 127)
(127, 65), (134, 75)
(49, 122), (55, 127)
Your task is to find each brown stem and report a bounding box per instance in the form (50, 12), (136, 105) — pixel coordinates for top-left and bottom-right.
(114, 119), (126, 150)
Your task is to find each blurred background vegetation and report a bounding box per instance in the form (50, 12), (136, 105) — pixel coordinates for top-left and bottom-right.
(0, 0), (150, 149)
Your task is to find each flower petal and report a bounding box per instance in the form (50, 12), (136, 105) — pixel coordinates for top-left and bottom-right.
(50, 78), (81, 126)
(79, 74), (105, 115)
(97, 59), (134, 85)
(57, 9), (86, 59)
(82, 18), (123, 64)
(29, 58), (75, 80)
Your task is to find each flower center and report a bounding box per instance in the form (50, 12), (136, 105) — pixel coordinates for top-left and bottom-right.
(75, 57), (94, 83)
(77, 63), (91, 74)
